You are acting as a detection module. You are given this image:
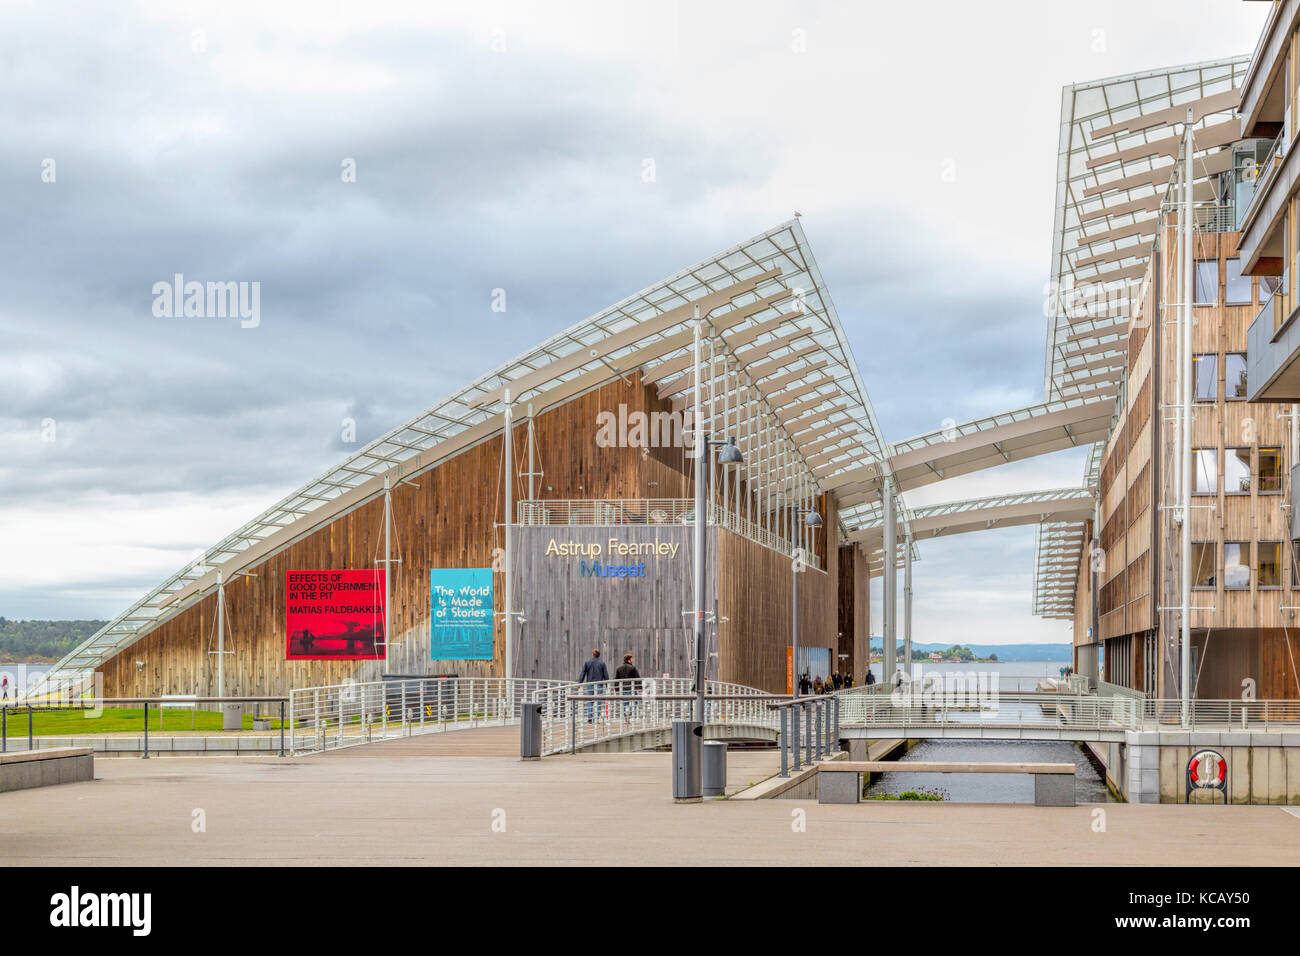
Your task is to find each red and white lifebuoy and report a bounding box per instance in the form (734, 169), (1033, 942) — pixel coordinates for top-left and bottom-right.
(1188, 750), (1227, 787)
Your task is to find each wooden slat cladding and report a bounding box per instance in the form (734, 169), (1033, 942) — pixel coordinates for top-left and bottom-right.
(837, 544), (870, 680)
(99, 368), (862, 698)
(716, 527), (837, 693)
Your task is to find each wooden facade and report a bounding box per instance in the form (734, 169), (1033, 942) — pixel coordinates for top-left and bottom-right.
(99, 370), (854, 698)
(1086, 219), (1300, 698)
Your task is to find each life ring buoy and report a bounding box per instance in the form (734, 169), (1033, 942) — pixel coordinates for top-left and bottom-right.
(1188, 750), (1227, 787)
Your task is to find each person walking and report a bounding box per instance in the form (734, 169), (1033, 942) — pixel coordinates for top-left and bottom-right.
(0, 675), (8, 701)
(614, 653), (641, 717)
(798, 671), (812, 696)
(578, 649), (609, 723)
(843, 673), (854, 689)
(864, 668), (876, 686)
(812, 675), (824, 695)
(831, 671), (843, 691)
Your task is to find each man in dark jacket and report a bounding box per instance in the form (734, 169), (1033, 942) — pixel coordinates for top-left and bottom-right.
(864, 668), (876, 686)
(615, 654), (641, 716)
(797, 672), (812, 696)
(579, 649), (609, 722)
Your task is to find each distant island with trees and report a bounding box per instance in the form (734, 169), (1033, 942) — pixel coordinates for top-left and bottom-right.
(0, 618), (107, 663)
(868, 641), (1070, 663)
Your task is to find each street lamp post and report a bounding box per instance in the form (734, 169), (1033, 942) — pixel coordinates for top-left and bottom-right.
(690, 313), (747, 725)
(787, 505), (822, 698)
(692, 432), (743, 723)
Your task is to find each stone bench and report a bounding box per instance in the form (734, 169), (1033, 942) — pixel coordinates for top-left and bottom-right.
(816, 760), (1076, 807)
(0, 747), (94, 793)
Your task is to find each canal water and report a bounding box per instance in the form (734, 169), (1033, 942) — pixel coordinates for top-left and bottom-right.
(864, 739), (1115, 803)
(862, 660), (1115, 803)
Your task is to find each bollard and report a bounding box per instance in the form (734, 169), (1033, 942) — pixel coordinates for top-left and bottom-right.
(672, 720), (702, 802)
(28, 703), (34, 752)
(779, 707), (789, 777)
(520, 701), (543, 760)
(791, 703), (802, 770)
(804, 702), (813, 766)
(702, 741), (727, 797)
(141, 701), (149, 759)
(833, 696), (841, 754)
(817, 700), (825, 757)
(279, 700), (286, 757)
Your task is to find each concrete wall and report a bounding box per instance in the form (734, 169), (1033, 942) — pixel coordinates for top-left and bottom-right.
(1091, 732), (1300, 804)
(0, 747), (93, 792)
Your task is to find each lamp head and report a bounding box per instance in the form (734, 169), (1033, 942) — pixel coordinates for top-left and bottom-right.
(803, 509), (823, 528)
(717, 435), (744, 466)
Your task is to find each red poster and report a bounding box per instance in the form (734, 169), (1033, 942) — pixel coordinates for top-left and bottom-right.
(285, 570), (386, 660)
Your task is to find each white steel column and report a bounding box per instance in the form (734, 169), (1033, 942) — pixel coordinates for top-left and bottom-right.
(383, 475), (392, 654)
(504, 388), (514, 681)
(1180, 109), (1194, 725)
(883, 476), (897, 683)
(692, 318), (707, 720)
(903, 531), (913, 676)
(216, 569), (224, 698)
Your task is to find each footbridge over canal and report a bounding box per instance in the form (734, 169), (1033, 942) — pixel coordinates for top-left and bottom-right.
(287, 676), (1300, 757)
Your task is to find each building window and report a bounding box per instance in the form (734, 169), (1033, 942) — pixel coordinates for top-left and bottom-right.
(1191, 542), (1216, 588)
(1194, 259), (1219, 304)
(1193, 353), (1218, 401)
(1225, 353), (1248, 399)
(1226, 257), (1251, 305)
(1224, 542), (1250, 589)
(1225, 447), (1251, 494)
(1260, 447), (1283, 493)
(1193, 448), (1218, 494)
(1259, 542), (1282, 587)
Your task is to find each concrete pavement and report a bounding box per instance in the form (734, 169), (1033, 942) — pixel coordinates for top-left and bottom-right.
(4, 730), (1300, 865)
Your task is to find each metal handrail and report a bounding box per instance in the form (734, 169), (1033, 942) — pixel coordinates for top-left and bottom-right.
(837, 692), (1300, 734)
(540, 678), (781, 754)
(288, 677), (571, 755)
(0, 695), (291, 758)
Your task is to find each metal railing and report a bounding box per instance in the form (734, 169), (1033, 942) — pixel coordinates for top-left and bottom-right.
(1, 696), (288, 757)
(1249, 129), (1287, 219)
(517, 498), (821, 569)
(1096, 679), (1145, 701)
(836, 692), (1300, 735)
(769, 695), (839, 777)
(287, 677), (569, 754)
(1192, 203), (1237, 234)
(538, 678), (781, 755)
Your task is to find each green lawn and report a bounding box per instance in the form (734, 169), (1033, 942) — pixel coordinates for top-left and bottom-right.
(0, 707), (286, 737)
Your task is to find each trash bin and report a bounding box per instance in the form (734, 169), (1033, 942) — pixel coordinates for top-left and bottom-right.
(221, 703), (243, 731)
(702, 740), (727, 797)
(672, 720), (702, 802)
(520, 701), (543, 759)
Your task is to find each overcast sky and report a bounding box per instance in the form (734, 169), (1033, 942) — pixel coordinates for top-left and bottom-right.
(0, 0), (1270, 648)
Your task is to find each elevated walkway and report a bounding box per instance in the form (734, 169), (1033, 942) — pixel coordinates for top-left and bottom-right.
(849, 486), (1094, 549)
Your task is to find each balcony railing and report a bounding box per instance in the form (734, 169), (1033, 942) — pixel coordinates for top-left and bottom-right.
(1192, 203), (1236, 234)
(1241, 129), (1287, 230)
(517, 498), (823, 569)
(1254, 270), (1289, 335)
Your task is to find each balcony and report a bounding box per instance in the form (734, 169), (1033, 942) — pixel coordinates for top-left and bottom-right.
(1246, 275), (1300, 401)
(1239, 0), (1294, 139)
(1237, 129), (1292, 274)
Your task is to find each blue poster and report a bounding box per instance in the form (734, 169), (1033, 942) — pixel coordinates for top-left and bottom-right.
(430, 569), (494, 660)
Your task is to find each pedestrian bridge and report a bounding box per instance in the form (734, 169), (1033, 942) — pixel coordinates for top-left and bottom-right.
(286, 676), (1300, 757)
